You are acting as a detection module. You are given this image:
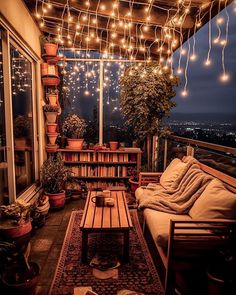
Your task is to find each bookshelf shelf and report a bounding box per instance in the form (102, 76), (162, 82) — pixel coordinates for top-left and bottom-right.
(59, 147), (142, 190)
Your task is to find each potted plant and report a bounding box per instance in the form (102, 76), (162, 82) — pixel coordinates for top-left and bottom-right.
(40, 154), (70, 209)
(13, 115), (31, 148)
(43, 104), (60, 123)
(0, 200), (34, 239)
(47, 88), (58, 106)
(120, 63), (179, 170)
(40, 34), (58, 56)
(62, 114), (87, 150)
(0, 240), (40, 294)
(128, 167), (139, 192)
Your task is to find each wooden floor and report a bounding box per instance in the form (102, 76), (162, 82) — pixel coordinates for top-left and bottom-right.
(29, 198), (86, 295)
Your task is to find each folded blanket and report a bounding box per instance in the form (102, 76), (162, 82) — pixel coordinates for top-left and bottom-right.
(138, 163), (213, 214)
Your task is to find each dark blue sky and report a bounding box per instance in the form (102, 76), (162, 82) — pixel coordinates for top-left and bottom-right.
(173, 2), (236, 114)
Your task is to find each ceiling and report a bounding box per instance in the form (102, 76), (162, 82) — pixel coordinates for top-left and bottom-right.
(23, 0), (233, 60)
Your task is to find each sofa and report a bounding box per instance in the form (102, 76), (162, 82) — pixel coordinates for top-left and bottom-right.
(135, 156), (236, 294)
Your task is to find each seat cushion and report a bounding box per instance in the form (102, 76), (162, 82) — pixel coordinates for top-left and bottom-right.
(160, 158), (188, 190)
(144, 208), (191, 248)
(189, 178), (236, 219)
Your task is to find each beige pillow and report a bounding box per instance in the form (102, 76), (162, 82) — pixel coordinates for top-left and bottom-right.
(189, 178), (236, 219)
(160, 158), (187, 190)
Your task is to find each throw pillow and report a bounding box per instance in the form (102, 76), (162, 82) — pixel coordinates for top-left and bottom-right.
(189, 178), (236, 219)
(160, 158), (187, 190)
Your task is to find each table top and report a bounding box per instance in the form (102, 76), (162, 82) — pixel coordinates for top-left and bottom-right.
(80, 191), (133, 231)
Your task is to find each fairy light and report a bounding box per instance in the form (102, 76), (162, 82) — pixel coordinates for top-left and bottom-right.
(205, 2), (213, 68)
(220, 1), (230, 83)
(181, 30), (191, 97)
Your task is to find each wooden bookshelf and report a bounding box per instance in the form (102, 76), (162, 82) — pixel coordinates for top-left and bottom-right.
(58, 148), (142, 190)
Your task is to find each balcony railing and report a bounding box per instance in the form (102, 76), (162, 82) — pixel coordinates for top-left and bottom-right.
(160, 135), (236, 178)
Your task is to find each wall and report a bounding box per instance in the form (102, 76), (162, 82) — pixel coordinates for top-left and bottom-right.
(0, 0), (41, 57)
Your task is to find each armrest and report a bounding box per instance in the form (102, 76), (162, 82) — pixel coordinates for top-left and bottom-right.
(138, 172), (162, 186)
(168, 219), (236, 250)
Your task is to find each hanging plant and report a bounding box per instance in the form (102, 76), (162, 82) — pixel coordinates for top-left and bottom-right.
(120, 63), (179, 141)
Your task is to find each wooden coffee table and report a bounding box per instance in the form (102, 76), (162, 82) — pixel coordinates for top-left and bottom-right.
(80, 190), (133, 263)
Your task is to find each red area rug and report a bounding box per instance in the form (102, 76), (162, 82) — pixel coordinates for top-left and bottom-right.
(49, 210), (164, 295)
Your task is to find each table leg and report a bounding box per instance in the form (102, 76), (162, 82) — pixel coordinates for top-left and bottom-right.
(81, 232), (88, 263)
(123, 230), (129, 263)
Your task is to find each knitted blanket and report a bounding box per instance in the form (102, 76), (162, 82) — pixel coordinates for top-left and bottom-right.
(138, 163), (213, 214)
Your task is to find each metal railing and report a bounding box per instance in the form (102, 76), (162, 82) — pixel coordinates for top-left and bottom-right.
(161, 135), (236, 178)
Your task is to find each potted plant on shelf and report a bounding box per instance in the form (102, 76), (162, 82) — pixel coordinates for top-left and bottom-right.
(0, 240), (40, 294)
(47, 88), (59, 106)
(0, 200), (34, 239)
(62, 113), (87, 150)
(43, 104), (60, 124)
(40, 34), (58, 56)
(128, 167), (139, 193)
(13, 115), (31, 148)
(40, 154), (70, 209)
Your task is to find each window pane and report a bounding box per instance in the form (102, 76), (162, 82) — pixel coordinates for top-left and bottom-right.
(60, 59), (99, 145)
(0, 31), (9, 205)
(10, 45), (34, 196)
(103, 62), (135, 146)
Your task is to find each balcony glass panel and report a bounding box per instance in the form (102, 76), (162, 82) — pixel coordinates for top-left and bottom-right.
(0, 31), (8, 204)
(11, 45), (35, 195)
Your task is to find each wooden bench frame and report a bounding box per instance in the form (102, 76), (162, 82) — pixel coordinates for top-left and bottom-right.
(138, 161), (236, 295)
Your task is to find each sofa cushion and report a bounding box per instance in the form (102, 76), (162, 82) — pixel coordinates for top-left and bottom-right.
(144, 208), (191, 248)
(189, 178), (236, 219)
(160, 158), (188, 190)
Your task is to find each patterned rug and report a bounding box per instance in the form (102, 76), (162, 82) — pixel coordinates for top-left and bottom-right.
(49, 210), (164, 295)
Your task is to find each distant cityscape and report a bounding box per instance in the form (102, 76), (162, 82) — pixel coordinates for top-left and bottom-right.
(165, 113), (236, 148)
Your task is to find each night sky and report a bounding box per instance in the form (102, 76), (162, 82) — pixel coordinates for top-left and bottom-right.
(173, 2), (236, 114)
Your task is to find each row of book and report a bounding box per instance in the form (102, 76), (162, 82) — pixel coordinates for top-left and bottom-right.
(61, 152), (136, 162)
(69, 165), (129, 177)
(84, 181), (126, 190)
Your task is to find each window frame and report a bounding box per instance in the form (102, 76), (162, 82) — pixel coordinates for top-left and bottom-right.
(0, 23), (40, 203)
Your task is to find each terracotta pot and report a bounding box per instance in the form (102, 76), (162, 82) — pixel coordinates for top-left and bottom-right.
(67, 138), (84, 150)
(109, 141), (118, 151)
(44, 43), (58, 56)
(45, 191), (65, 209)
(2, 261), (40, 295)
(44, 112), (58, 123)
(42, 76), (60, 86)
(46, 123), (57, 133)
(0, 219), (32, 239)
(14, 138), (27, 148)
(47, 133), (58, 145)
(47, 94), (58, 106)
(45, 144), (58, 153)
(41, 63), (48, 76)
(129, 178), (139, 192)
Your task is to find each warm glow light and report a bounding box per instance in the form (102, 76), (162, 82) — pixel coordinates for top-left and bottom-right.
(181, 90), (188, 97)
(204, 59), (211, 66)
(100, 4), (106, 11)
(190, 54), (197, 61)
(220, 73), (230, 82)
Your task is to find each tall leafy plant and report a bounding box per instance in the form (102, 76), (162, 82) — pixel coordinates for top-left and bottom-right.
(120, 63), (178, 141)
(120, 63), (179, 170)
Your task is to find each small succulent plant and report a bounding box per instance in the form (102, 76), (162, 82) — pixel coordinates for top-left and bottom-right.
(43, 104), (59, 113)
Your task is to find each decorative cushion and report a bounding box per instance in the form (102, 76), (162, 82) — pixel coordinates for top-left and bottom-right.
(189, 179), (236, 219)
(160, 158), (187, 190)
